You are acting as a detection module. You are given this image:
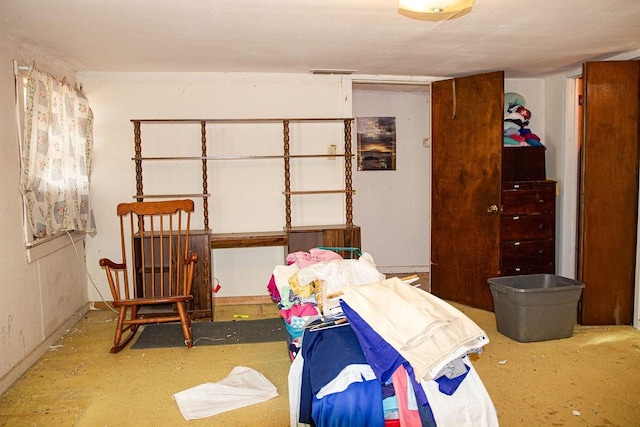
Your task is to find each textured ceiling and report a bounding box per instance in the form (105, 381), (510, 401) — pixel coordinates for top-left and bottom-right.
(2, 0), (639, 78)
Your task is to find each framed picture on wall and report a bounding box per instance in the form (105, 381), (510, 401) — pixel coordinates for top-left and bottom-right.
(356, 117), (396, 171)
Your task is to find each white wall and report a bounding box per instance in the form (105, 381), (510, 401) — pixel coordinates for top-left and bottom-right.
(80, 72), (352, 299)
(0, 34), (89, 394)
(80, 75), (553, 300)
(352, 87), (431, 273)
(543, 73), (577, 279)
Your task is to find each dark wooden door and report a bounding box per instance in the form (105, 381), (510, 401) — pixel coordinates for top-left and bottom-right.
(431, 71), (504, 311)
(578, 60), (639, 325)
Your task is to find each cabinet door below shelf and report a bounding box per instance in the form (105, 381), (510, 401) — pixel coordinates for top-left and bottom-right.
(287, 225), (361, 258)
(135, 231), (212, 320)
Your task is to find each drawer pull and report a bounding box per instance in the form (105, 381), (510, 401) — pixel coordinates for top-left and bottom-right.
(539, 224), (545, 229)
(514, 241), (521, 246)
(538, 198), (545, 203)
(512, 216), (520, 220)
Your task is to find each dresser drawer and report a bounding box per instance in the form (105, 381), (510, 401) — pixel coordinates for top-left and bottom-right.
(501, 239), (554, 266)
(501, 214), (554, 240)
(502, 181), (555, 215)
(502, 262), (554, 276)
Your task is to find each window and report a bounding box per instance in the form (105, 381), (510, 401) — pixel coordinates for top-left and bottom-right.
(15, 62), (95, 257)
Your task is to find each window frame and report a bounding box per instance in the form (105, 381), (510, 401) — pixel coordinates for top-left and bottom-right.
(15, 65), (87, 262)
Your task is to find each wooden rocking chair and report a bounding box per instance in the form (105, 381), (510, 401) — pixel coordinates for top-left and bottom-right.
(99, 199), (198, 353)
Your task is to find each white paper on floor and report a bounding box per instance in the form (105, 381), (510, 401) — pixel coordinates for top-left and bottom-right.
(173, 366), (279, 420)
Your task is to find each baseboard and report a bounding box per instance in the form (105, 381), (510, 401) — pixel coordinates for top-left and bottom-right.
(0, 302), (90, 395)
(214, 295), (274, 306)
(90, 301), (114, 311)
(92, 296), (275, 309)
(377, 265), (431, 274)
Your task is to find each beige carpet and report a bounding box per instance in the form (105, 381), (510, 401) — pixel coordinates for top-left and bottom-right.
(1, 300), (639, 426)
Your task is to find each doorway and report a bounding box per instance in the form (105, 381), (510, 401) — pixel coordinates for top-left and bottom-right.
(572, 61), (639, 325)
(352, 83), (431, 275)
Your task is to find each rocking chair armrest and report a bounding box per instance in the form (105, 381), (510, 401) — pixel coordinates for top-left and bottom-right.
(99, 258), (126, 270)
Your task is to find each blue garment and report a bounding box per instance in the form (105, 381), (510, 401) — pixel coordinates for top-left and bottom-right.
(299, 324), (368, 424)
(417, 401), (438, 427)
(435, 363), (470, 395)
(526, 138), (544, 147)
(381, 381), (396, 399)
(340, 301), (404, 383)
(312, 379), (385, 427)
(340, 301), (430, 408)
(382, 395), (399, 417)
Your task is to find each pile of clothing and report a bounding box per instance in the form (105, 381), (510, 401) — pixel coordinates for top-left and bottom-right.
(287, 277), (499, 427)
(267, 248), (385, 359)
(503, 92), (544, 147)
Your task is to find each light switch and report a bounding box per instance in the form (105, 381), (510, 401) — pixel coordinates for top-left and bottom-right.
(328, 144), (337, 159)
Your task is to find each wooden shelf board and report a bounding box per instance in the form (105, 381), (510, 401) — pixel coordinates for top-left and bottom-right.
(211, 231), (288, 249)
(132, 118), (354, 124)
(133, 194), (211, 199)
(284, 190), (355, 195)
(132, 154), (351, 161)
(287, 224), (359, 232)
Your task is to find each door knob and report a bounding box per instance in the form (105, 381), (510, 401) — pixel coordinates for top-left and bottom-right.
(487, 204), (499, 214)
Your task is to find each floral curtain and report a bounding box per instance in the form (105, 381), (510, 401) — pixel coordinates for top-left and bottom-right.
(20, 69), (96, 238)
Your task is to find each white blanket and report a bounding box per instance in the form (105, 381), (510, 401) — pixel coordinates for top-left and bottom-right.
(340, 277), (490, 381)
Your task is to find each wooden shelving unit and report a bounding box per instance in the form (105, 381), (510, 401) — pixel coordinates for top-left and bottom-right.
(132, 117), (358, 245)
(130, 117), (361, 312)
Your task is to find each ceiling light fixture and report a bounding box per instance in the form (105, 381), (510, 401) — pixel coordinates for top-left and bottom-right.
(398, 0), (475, 21)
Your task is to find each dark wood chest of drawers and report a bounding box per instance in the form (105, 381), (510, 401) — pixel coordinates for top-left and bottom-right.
(501, 180), (556, 275)
(135, 230), (212, 320)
